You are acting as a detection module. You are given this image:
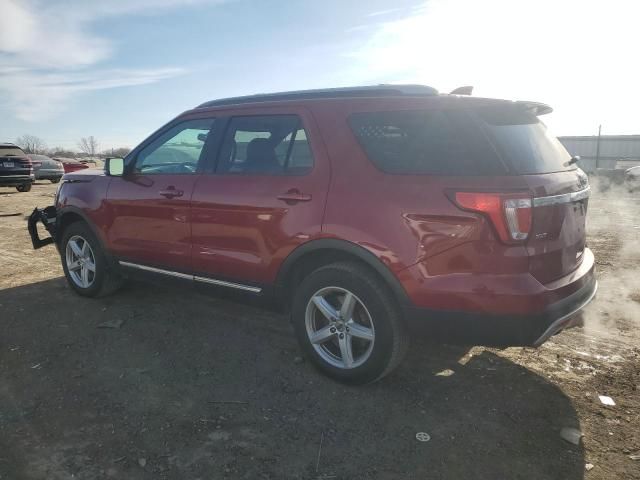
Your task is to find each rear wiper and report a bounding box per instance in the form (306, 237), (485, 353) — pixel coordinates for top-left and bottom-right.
(564, 155), (580, 167)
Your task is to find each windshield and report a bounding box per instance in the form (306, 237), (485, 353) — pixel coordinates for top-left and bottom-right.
(476, 106), (574, 174)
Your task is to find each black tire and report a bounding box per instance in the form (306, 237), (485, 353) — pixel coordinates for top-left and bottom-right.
(60, 221), (123, 297)
(16, 183), (32, 192)
(291, 261), (409, 384)
(50, 178), (61, 184)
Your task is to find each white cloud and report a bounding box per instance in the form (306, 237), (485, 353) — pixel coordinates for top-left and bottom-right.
(366, 8), (402, 18)
(349, 0), (640, 135)
(0, 67), (187, 121)
(0, 0), (223, 120)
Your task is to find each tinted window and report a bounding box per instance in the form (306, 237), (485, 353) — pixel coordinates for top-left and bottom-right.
(217, 115), (313, 175)
(349, 109), (505, 175)
(476, 106), (574, 174)
(135, 118), (215, 174)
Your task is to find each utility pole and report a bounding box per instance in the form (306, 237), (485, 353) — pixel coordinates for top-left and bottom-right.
(595, 124), (602, 170)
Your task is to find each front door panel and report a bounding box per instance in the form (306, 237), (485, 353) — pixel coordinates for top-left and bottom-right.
(106, 174), (197, 271)
(104, 116), (217, 272)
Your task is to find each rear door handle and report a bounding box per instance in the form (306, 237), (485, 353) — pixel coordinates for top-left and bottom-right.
(159, 187), (183, 199)
(277, 190), (312, 203)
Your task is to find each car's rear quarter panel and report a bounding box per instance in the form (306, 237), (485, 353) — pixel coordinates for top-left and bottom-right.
(310, 98), (596, 317)
(311, 99), (531, 276)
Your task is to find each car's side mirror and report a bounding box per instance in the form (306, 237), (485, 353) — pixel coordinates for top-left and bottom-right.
(105, 157), (124, 176)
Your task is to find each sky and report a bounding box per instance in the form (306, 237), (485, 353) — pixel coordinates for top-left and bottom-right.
(1, 0), (639, 151)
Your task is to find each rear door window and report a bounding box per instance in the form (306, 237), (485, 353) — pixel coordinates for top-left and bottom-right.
(216, 115), (313, 175)
(475, 106), (574, 174)
(349, 109), (506, 175)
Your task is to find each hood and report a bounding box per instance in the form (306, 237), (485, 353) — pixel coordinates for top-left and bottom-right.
(62, 167), (104, 182)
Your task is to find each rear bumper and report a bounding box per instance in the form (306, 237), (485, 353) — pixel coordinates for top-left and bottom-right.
(35, 169), (64, 180)
(401, 248), (597, 346)
(404, 275), (596, 346)
(27, 206), (57, 249)
(0, 175), (34, 186)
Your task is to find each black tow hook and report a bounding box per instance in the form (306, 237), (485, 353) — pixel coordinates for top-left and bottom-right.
(27, 206), (57, 249)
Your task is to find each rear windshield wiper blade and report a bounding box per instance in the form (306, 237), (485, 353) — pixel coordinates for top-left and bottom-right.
(564, 155), (580, 167)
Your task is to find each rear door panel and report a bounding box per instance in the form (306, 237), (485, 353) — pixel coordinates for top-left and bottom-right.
(190, 106), (331, 285)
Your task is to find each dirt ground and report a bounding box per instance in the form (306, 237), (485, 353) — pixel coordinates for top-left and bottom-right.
(1, 180), (638, 480)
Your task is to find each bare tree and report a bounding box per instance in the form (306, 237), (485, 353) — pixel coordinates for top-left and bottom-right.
(78, 136), (99, 158)
(102, 147), (131, 158)
(15, 134), (47, 154)
(48, 147), (77, 159)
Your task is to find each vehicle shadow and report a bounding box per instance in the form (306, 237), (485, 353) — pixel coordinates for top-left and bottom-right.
(0, 278), (585, 480)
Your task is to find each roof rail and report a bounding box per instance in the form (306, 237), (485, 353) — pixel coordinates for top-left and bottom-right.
(196, 84), (439, 108)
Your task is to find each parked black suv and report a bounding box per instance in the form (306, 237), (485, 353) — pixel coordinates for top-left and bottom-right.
(0, 143), (34, 192)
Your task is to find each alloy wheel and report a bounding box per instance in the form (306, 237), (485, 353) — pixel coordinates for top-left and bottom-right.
(305, 286), (375, 369)
(65, 235), (96, 288)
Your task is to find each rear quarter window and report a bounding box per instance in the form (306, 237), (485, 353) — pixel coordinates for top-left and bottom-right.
(348, 109), (506, 175)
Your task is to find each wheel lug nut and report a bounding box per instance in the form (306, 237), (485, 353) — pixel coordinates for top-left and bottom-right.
(339, 333), (344, 339)
(330, 327), (336, 333)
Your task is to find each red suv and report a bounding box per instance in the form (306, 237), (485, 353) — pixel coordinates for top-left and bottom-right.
(29, 85), (596, 384)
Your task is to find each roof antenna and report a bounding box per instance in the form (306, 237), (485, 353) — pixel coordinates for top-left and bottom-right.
(450, 86), (473, 95)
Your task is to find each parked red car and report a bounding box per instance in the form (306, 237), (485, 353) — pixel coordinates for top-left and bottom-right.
(29, 85), (596, 384)
(54, 157), (90, 173)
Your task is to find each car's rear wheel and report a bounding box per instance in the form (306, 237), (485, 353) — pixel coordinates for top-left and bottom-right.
(50, 177), (61, 184)
(16, 183), (32, 192)
(291, 262), (409, 384)
(60, 222), (123, 297)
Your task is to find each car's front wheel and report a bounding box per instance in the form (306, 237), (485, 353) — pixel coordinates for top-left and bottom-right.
(16, 183), (32, 192)
(60, 222), (123, 297)
(50, 177), (61, 184)
(291, 262), (409, 384)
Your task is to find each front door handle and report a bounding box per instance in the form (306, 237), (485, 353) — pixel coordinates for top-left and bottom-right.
(277, 190), (312, 203)
(159, 187), (183, 199)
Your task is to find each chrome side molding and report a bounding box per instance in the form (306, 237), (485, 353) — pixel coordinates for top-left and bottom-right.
(118, 261), (192, 280)
(193, 275), (262, 293)
(118, 261), (262, 293)
(532, 186), (590, 207)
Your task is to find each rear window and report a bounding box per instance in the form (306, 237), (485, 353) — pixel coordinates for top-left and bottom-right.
(476, 106), (574, 174)
(0, 146), (26, 157)
(349, 109), (506, 175)
(217, 115), (314, 175)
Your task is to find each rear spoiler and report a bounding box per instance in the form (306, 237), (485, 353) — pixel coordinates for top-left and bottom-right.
(515, 101), (553, 116)
(449, 86), (553, 116)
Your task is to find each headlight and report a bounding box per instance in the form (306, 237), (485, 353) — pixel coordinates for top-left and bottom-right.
(54, 181), (63, 205)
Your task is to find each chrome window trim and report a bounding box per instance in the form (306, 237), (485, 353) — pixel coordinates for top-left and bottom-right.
(532, 186), (590, 207)
(118, 261), (261, 293)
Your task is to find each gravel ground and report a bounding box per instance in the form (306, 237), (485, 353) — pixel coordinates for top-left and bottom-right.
(0, 180), (638, 480)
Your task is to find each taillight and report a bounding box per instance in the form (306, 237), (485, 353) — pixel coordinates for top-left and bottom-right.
(20, 158), (34, 173)
(453, 192), (532, 243)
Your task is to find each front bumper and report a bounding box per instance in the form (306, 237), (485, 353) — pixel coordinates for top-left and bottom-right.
(28, 206), (57, 249)
(403, 268), (597, 347)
